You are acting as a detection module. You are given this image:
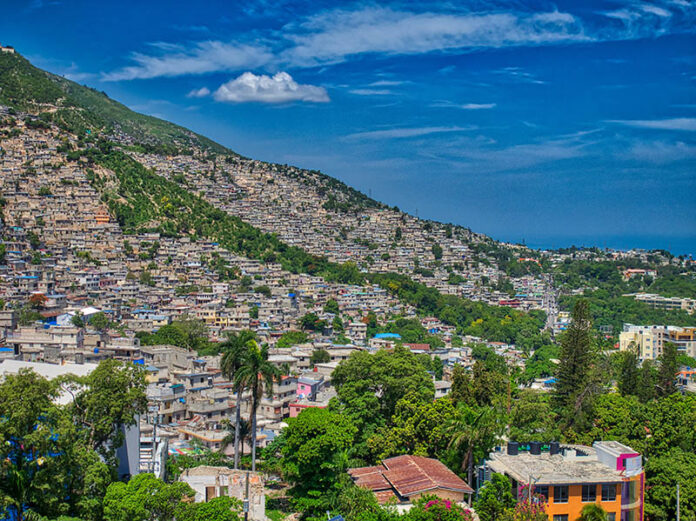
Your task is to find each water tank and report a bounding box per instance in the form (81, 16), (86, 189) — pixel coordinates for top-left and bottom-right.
(530, 441), (542, 455)
(507, 441), (519, 456)
(550, 441), (560, 455)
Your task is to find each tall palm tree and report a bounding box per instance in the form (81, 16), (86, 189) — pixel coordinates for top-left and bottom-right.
(447, 405), (499, 502)
(220, 330), (256, 469)
(233, 341), (281, 472)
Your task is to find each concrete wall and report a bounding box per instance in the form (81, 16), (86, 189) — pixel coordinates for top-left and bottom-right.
(180, 467), (265, 521)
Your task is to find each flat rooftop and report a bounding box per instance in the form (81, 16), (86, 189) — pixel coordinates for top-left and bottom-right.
(486, 446), (625, 485)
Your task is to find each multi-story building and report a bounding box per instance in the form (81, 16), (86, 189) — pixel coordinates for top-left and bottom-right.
(483, 441), (644, 521)
(619, 324), (696, 360)
(628, 293), (695, 314)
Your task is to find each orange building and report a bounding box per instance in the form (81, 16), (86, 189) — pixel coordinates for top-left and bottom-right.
(94, 207), (110, 224)
(484, 441), (644, 521)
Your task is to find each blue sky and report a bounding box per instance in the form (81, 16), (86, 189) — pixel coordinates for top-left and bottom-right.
(3, 0), (696, 254)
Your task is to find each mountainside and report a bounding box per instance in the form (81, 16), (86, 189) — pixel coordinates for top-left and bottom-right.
(0, 50), (228, 154)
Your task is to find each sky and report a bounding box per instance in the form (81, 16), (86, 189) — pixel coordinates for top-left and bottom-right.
(2, 0), (696, 254)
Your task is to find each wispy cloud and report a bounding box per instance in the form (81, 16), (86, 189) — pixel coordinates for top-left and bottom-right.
(103, 41), (272, 81)
(492, 66), (546, 84)
(623, 139), (696, 163)
(368, 80), (406, 87)
(103, 6), (591, 80)
(349, 89), (393, 96)
(102, 2), (696, 81)
(186, 87), (211, 98)
(213, 72), (329, 104)
(280, 7), (589, 68)
(344, 126), (475, 141)
(606, 117), (696, 131)
(431, 100), (497, 110)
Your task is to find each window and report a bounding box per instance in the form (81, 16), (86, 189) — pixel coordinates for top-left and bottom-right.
(553, 516), (569, 521)
(553, 485), (568, 504)
(607, 514), (616, 521)
(602, 484), (617, 501)
(582, 484), (597, 502)
(536, 485), (549, 501)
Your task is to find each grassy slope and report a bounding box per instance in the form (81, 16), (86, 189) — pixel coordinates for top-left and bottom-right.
(0, 51), (228, 154)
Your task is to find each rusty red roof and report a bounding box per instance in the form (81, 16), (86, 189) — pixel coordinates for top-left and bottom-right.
(349, 455), (473, 502)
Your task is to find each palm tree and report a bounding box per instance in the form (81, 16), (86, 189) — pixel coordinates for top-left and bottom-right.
(233, 340), (281, 472)
(220, 330), (256, 469)
(577, 504), (608, 521)
(221, 417), (250, 459)
(447, 405), (499, 502)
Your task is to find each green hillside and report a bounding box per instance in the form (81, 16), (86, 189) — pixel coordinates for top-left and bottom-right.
(0, 51), (228, 154)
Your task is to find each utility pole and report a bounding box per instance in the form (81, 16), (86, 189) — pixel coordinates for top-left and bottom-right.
(677, 482), (681, 521)
(244, 471), (250, 521)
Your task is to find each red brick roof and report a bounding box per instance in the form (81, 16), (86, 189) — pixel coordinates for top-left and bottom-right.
(348, 455), (473, 503)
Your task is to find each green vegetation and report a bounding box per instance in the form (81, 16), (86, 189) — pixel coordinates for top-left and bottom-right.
(0, 360), (146, 521)
(560, 291), (696, 332)
(103, 473), (242, 521)
(0, 51), (229, 154)
(367, 272), (547, 348)
(277, 330), (309, 348)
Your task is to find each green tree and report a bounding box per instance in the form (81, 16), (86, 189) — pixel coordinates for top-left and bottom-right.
(299, 313), (322, 331)
(233, 341), (281, 471)
(281, 408), (357, 519)
(88, 312), (110, 332)
(331, 346), (435, 435)
(310, 348), (330, 367)
(431, 244), (443, 260)
(553, 299), (597, 428)
(0, 370), (64, 521)
(64, 359), (147, 462)
(324, 299), (339, 315)
(450, 366), (474, 405)
(577, 503), (608, 521)
(220, 330), (256, 469)
(644, 448), (696, 521)
(657, 342), (678, 397)
(446, 404), (501, 491)
(176, 496), (242, 521)
(71, 312), (85, 328)
(139, 270), (154, 287)
(277, 330), (309, 348)
(617, 349), (640, 397)
(367, 395), (458, 461)
(474, 473), (516, 521)
(508, 391), (561, 443)
(103, 473), (195, 521)
(637, 360), (657, 403)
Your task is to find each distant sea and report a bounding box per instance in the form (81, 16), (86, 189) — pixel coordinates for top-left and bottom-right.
(495, 234), (696, 257)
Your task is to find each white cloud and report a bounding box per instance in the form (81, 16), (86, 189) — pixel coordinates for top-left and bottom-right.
(281, 7), (589, 67)
(213, 72), (329, 104)
(368, 80), (406, 87)
(607, 118), (696, 131)
(103, 41), (272, 81)
(349, 89), (392, 96)
(186, 87), (210, 98)
(461, 103), (497, 110)
(344, 126), (474, 140)
(624, 140), (696, 163)
(430, 100), (497, 110)
(103, 2), (695, 81)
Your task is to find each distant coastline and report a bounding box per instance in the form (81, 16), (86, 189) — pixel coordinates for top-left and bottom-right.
(496, 233), (696, 257)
